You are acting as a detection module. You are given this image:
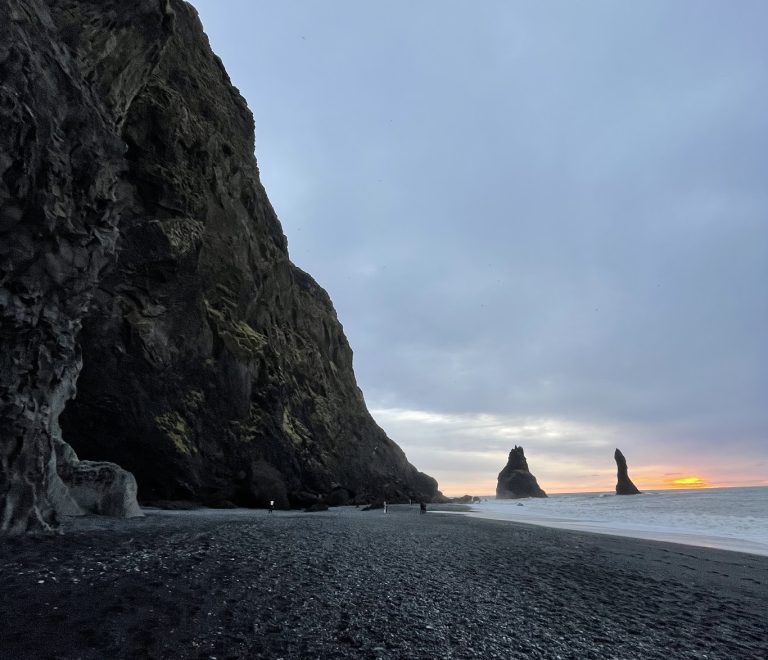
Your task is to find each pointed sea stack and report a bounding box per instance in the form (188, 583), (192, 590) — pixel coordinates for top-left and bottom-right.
(496, 446), (547, 499)
(614, 448), (641, 495)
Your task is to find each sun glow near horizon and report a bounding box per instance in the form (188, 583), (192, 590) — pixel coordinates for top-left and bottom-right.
(436, 474), (768, 498)
(437, 480), (763, 499)
(665, 476), (709, 489)
(370, 406), (767, 498)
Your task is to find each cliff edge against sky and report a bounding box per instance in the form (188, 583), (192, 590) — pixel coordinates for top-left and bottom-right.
(0, 0), (438, 532)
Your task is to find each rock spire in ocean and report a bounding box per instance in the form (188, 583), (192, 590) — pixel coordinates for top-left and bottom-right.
(0, 0), (438, 533)
(496, 446), (547, 499)
(614, 449), (641, 495)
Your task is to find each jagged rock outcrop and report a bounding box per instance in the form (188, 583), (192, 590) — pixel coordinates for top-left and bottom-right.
(1, 0), (438, 531)
(54, 439), (143, 517)
(496, 446), (547, 499)
(614, 448), (641, 495)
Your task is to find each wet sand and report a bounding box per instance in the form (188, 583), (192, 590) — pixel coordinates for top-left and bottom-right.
(457, 508), (768, 557)
(1, 505), (766, 659)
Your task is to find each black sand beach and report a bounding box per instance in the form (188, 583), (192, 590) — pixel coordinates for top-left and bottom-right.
(1, 506), (766, 659)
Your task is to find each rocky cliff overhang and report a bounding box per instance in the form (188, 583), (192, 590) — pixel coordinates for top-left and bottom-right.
(0, 0), (438, 533)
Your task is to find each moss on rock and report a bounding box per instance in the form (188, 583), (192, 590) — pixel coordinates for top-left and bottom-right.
(204, 299), (268, 360)
(155, 412), (194, 455)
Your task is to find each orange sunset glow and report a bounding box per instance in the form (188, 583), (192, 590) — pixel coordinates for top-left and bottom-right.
(665, 476), (709, 489)
(434, 470), (741, 497)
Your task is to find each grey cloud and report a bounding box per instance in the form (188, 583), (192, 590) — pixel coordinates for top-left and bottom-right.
(193, 0), (768, 482)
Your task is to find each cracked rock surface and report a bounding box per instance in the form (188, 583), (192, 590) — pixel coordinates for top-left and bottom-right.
(0, 0), (169, 532)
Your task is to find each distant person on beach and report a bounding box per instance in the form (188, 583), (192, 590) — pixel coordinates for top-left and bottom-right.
(268, 500), (274, 513)
(420, 502), (427, 514)
(384, 501), (388, 513)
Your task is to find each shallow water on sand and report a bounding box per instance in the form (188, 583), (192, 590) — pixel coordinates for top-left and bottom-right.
(460, 486), (768, 556)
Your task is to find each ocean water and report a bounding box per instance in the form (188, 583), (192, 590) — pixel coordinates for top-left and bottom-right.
(460, 486), (768, 556)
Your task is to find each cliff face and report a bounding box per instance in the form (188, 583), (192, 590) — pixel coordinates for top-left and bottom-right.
(0, 0), (171, 531)
(496, 446), (547, 499)
(1, 0), (438, 531)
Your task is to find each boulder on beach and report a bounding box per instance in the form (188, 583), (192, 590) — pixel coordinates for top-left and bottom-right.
(496, 446), (547, 499)
(614, 448), (641, 495)
(54, 440), (143, 518)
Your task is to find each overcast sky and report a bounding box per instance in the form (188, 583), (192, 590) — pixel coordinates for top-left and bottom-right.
(191, 0), (767, 494)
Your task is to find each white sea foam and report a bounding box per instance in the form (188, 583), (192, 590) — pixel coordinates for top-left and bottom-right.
(458, 486), (768, 556)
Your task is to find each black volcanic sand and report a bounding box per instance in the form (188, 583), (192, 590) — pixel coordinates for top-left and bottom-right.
(1, 506), (766, 659)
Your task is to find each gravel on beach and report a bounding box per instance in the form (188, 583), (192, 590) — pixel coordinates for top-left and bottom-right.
(1, 505), (766, 659)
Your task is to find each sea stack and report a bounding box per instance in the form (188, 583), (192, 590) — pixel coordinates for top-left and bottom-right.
(496, 446), (547, 499)
(614, 448), (641, 495)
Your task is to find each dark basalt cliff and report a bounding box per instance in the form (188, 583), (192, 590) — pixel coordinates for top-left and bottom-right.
(0, 0), (438, 532)
(496, 446), (547, 499)
(614, 448), (640, 495)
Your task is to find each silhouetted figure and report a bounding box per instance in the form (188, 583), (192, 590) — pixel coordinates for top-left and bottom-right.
(420, 502), (427, 514)
(268, 500), (274, 513)
(383, 501), (388, 513)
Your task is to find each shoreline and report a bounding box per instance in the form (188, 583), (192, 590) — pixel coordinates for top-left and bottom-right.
(1, 506), (766, 658)
(437, 487), (768, 558)
(446, 507), (768, 557)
